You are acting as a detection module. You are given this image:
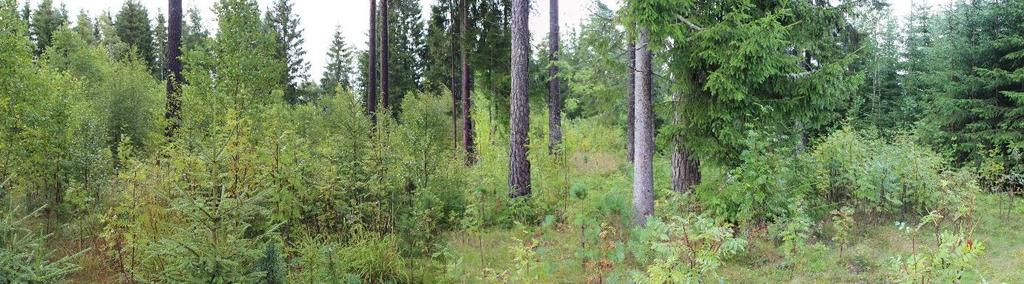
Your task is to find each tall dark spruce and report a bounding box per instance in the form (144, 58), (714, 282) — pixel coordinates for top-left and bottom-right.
(626, 41), (635, 163)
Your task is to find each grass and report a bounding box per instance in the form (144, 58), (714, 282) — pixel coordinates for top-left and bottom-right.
(442, 142), (1024, 283)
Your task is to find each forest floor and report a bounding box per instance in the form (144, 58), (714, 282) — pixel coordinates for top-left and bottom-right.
(54, 148), (1024, 283)
(442, 150), (1024, 283)
(445, 190), (1024, 283)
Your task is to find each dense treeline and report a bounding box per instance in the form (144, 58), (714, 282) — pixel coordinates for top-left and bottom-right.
(1, 0), (1023, 282)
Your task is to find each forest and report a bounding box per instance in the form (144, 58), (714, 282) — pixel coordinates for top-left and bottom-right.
(1, 0), (1023, 282)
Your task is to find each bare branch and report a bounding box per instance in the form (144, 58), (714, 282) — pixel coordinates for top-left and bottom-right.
(676, 15), (703, 31)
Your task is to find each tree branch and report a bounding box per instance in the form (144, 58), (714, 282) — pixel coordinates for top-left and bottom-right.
(676, 15), (703, 31)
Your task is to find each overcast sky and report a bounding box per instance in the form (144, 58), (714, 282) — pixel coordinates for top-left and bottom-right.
(47, 0), (949, 82)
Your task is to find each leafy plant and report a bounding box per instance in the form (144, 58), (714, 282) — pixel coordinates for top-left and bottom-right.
(629, 215), (747, 283)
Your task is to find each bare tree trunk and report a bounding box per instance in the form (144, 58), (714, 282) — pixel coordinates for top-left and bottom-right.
(632, 28), (653, 226)
(380, 0), (390, 111)
(449, 0), (459, 152)
(509, 0), (531, 198)
(368, 0), (378, 122)
(670, 89), (700, 193)
(547, 0), (562, 153)
(461, 0), (476, 164)
(626, 41), (635, 163)
(165, 0), (182, 138)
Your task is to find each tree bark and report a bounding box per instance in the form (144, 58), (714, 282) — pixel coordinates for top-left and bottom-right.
(670, 89), (700, 193)
(367, 0), (380, 120)
(380, 0), (390, 111)
(165, 0), (182, 138)
(450, 0), (459, 153)
(547, 0), (562, 153)
(509, 0), (531, 198)
(626, 41), (635, 163)
(632, 28), (654, 226)
(461, 0), (476, 164)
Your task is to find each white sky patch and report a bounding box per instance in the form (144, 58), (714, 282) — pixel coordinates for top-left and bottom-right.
(47, 0), (947, 82)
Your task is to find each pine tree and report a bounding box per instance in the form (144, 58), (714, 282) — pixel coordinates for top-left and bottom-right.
(265, 0), (310, 104)
(321, 26), (354, 93)
(460, 0), (475, 163)
(115, 0), (156, 74)
(508, 0), (530, 198)
(166, 0), (183, 138)
(30, 0), (68, 56)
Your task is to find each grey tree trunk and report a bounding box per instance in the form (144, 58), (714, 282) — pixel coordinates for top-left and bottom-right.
(380, 0), (389, 111)
(547, 0), (562, 153)
(670, 89), (700, 193)
(509, 0), (531, 198)
(368, 0), (378, 122)
(633, 28), (654, 226)
(626, 41), (635, 163)
(165, 0), (182, 138)
(461, 0), (476, 164)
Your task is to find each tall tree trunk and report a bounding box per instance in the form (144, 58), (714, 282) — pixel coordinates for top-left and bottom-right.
(626, 41), (635, 163)
(165, 0), (183, 138)
(547, 0), (562, 153)
(461, 0), (476, 164)
(632, 28), (653, 226)
(368, 0), (378, 122)
(509, 0), (531, 198)
(670, 89), (700, 193)
(380, 0), (390, 111)
(450, 0), (459, 153)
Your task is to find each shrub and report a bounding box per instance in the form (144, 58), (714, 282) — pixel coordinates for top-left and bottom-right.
(628, 215), (747, 283)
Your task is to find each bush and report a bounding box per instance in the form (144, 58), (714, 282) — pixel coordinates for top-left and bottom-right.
(627, 215), (747, 283)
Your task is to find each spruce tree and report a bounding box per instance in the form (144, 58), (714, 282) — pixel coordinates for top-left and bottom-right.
(321, 26), (355, 93)
(72, 10), (95, 44)
(384, 0), (427, 112)
(182, 7), (208, 50)
(30, 0), (67, 56)
(153, 11), (167, 80)
(115, 0), (156, 73)
(265, 0), (310, 104)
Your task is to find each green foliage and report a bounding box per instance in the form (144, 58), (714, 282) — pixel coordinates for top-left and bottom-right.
(0, 205), (82, 283)
(923, 0), (1024, 172)
(289, 231), (416, 283)
(265, 0), (310, 103)
(698, 130), (813, 224)
(29, 0), (68, 56)
(830, 206), (855, 258)
(213, 0), (286, 105)
(812, 128), (945, 215)
(321, 27), (355, 94)
(628, 215), (747, 283)
(114, 0), (155, 72)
